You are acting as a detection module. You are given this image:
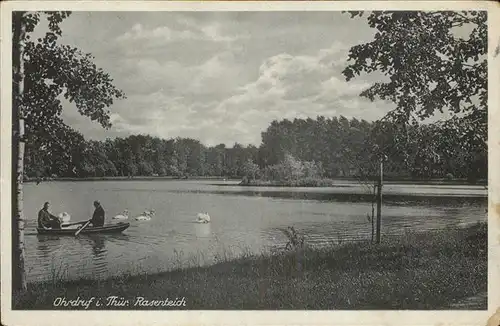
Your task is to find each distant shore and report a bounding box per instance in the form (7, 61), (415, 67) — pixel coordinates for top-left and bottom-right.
(14, 223), (487, 310)
(24, 176), (236, 183)
(239, 178), (487, 187)
(25, 175), (487, 186)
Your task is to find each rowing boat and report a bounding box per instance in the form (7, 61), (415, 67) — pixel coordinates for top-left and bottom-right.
(36, 222), (130, 235)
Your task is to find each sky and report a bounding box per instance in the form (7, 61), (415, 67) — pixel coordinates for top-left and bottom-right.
(35, 11), (398, 147)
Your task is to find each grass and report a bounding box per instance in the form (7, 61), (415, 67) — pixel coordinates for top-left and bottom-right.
(13, 223), (487, 310)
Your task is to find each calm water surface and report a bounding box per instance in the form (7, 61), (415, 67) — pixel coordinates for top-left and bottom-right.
(24, 180), (487, 282)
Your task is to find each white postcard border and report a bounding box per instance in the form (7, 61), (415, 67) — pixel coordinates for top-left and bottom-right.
(1, 1), (499, 325)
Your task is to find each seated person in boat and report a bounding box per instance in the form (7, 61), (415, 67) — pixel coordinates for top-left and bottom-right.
(89, 200), (105, 227)
(38, 202), (61, 229)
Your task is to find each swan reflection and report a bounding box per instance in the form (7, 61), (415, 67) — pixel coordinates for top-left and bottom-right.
(194, 223), (211, 238)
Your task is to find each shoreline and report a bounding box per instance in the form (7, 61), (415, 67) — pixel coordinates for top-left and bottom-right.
(25, 175), (487, 186)
(239, 178), (487, 187)
(14, 223), (487, 310)
(24, 176), (235, 183)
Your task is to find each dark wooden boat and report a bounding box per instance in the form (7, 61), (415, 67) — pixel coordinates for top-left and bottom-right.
(37, 222), (130, 235)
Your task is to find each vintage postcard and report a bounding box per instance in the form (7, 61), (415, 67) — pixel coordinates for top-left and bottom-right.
(1, 1), (499, 325)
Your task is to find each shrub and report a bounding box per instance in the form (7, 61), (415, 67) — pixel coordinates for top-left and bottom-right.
(257, 155), (324, 183)
(445, 173), (455, 180)
(280, 226), (305, 250)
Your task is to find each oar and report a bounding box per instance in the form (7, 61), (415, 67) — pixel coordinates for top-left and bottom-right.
(75, 220), (91, 236)
(62, 221), (88, 228)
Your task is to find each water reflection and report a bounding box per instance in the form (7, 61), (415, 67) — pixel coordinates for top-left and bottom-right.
(164, 189), (487, 205)
(87, 235), (106, 256)
(107, 233), (131, 242)
(23, 180), (488, 283)
(194, 223), (211, 238)
(77, 235), (109, 278)
(36, 235), (61, 260)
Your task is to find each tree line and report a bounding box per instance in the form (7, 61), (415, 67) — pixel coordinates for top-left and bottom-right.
(25, 115), (487, 182)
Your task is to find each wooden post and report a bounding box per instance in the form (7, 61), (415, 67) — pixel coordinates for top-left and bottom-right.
(371, 184), (375, 243)
(376, 160), (383, 244)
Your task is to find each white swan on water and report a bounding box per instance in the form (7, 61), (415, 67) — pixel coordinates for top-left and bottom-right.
(58, 212), (71, 223)
(196, 212), (211, 223)
(113, 210), (129, 220)
(135, 209), (155, 221)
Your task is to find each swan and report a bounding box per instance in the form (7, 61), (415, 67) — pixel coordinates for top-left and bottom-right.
(113, 210), (129, 220)
(135, 212), (151, 221)
(58, 212), (71, 223)
(135, 209), (155, 221)
(196, 212), (211, 223)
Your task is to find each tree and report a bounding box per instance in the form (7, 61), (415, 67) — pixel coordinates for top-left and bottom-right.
(302, 160), (324, 179)
(241, 159), (260, 181)
(341, 11), (487, 241)
(12, 11), (125, 293)
(24, 122), (87, 178)
(12, 10), (28, 293)
(342, 11), (487, 148)
(281, 154), (304, 182)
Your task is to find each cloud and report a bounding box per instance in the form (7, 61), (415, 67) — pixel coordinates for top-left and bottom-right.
(116, 20), (239, 44)
(112, 18), (245, 73)
(58, 12), (394, 146)
(63, 42), (393, 147)
(199, 43), (393, 144)
(199, 23), (238, 42)
(115, 48), (246, 102)
(116, 23), (197, 42)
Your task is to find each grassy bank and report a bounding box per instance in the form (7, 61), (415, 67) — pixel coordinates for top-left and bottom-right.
(14, 223), (487, 310)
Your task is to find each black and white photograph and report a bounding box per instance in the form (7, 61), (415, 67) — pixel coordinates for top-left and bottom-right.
(1, 1), (499, 325)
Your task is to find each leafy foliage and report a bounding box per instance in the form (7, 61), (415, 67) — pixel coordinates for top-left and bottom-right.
(15, 11), (126, 174)
(342, 11), (487, 146)
(24, 116), (486, 182)
(24, 122), (86, 178)
(19, 11), (487, 184)
(241, 159), (260, 181)
(12, 11), (125, 293)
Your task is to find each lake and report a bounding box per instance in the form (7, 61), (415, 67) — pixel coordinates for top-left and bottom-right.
(23, 180), (487, 283)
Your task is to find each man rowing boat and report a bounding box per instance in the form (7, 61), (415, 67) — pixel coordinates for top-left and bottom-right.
(89, 200), (105, 227)
(38, 202), (62, 229)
